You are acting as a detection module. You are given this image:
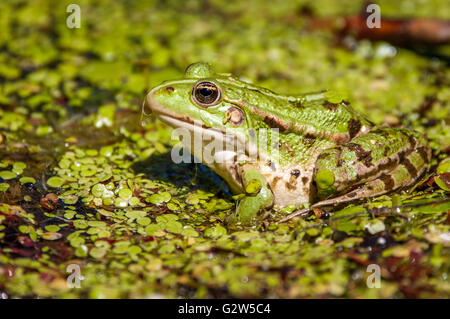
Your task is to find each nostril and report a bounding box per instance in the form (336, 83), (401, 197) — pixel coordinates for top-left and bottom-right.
(165, 86), (174, 93)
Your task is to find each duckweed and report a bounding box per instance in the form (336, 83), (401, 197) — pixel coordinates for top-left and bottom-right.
(19, 177), (36, 184)
(0, 0), (448, 300)
(0, 171), (17, 180)
(46, 176), (64, 188)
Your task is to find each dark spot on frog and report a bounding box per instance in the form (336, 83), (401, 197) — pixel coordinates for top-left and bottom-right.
(288, 170), (300, 185)
(417, 146), (430, 163)
(290, 169), (300, 178)
(347, 143), (373, 167)
(346, 191), (357, 198)
(408, 135), (417, 149)
(302, 133), (316, 147)
(318, 146), (340, 162)
(383, 146), (390, 156)
(333, 133), (350, 144)
(380, 174), (395, 191)
(271, 176), (282, 188)
(263, 115), (288, 132)
(302, 177), (309, 185)
(165, 86), (175, 93)
(348, 118), (362, 139)
(285, 181), (297, 190)
(292, 100), (303, 108)
(317, 152), (328, 161)
(401, 157), (418, 178)
(323, 100), (339, 111)
(233, 165), (240, 182)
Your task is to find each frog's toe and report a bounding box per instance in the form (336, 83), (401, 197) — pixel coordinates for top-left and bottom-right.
(225, 197), (270, 226)
(225, 209), (268, 226)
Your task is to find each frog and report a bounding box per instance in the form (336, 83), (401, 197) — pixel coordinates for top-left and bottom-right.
(143, 62), (431, 225)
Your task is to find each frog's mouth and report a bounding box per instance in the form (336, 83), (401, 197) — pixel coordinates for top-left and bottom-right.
(144, 94), (226, 137)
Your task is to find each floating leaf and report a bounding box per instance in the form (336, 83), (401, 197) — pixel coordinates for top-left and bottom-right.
(47, 176), (64, 188)
(42, 232), (62, 240)
(0, 171), (17, 180)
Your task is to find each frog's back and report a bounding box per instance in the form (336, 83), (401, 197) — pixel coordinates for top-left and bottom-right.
(251, 90), (374, 145)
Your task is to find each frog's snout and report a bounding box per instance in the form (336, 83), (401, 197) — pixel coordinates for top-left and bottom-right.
(142, 93), (153, 116)
(142, 84), (177, 125)
(141, 87), (161, 125)
(140, 100), (151, 125)
(143, 85), (169, 115)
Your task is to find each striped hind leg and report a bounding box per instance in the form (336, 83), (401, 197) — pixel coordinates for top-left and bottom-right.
(279, 145), (431, 222)
(311, 145), (431, 209)
(313, 127), (431, 200)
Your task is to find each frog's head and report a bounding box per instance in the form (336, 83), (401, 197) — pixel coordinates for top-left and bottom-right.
(144, 62), (279, 143)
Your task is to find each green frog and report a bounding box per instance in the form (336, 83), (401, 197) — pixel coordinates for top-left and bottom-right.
(143, 63), (431, 225)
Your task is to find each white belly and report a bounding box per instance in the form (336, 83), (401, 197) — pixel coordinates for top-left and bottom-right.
(259, 162), (315, 209)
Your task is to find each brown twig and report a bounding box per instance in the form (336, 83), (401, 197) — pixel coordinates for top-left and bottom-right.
(307, 2), (450, 47)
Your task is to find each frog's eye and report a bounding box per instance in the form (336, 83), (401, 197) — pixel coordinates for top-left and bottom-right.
(192, 81), (222, 107)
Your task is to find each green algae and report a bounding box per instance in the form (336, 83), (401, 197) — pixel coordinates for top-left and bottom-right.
(0, 0), (449, 299)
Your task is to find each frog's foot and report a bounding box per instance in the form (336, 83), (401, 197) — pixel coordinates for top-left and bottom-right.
(225, 200), (271, 226)
(226, 189), (274, 226)
(226, 165), (274, 226)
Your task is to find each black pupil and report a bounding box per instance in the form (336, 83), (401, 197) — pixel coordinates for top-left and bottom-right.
(199, 88), (212, 96)
(194, 82), (219, 105)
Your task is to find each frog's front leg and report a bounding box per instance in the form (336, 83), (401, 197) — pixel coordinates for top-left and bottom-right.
(226, 165), (274, 225)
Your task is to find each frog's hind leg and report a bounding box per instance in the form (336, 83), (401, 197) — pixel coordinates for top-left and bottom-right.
(280, 141), (431, 222)
(280, 168), (420, 222)
(313, 127), (431, 200)
(317, 144), (430, 207)
(310, 171), (405, 209)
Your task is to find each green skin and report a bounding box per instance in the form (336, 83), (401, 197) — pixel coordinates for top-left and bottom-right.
(144, 63), (431, 225)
